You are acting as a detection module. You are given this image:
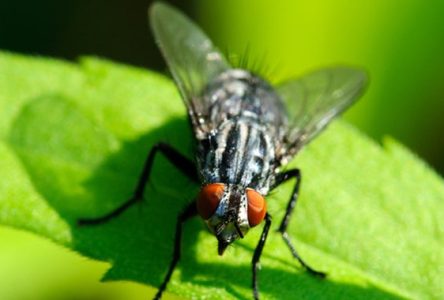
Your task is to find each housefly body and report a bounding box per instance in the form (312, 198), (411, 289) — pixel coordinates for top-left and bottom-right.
(78, 2), (367, 299)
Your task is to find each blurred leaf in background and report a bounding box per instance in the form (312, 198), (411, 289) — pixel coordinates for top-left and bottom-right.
(197, 0), (444, 174)
(0, 226), (151, 300)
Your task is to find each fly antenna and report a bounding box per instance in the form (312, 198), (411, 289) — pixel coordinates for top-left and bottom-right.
(234, 222), (244, 238)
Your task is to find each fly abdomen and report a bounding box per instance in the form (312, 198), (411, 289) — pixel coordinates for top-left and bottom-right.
(203, 69), (288, 132)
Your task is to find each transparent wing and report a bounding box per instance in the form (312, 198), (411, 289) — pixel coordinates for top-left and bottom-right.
(150, 2), (231, 132)
(277, 67), (367, 157)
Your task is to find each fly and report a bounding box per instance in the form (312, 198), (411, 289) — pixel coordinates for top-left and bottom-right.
(78, 2), (367, 300)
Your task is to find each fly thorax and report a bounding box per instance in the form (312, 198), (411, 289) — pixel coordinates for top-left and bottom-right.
(198, 119), (276, 194)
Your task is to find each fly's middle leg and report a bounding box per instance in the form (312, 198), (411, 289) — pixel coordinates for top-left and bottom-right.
(78, 142), (198, 226)
(272, 169), (326, 277)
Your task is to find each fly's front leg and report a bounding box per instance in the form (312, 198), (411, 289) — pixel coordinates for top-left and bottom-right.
(154, 201), (197, 300)
(272, 169), (326, 277)
(78, 142), (198, 226)
(252, 213), (272, 300)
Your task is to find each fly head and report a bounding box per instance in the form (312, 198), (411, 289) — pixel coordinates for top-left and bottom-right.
(196, 183), (267, 255)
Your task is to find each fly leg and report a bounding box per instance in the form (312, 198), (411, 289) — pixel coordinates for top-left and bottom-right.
(252, 213), (272, 300)
(78, 142), (198, 226)
(272, 169), (326, 277)
(154, 201), (197, 300)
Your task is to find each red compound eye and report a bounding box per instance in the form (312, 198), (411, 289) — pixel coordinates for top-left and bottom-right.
(246, 189), (267, 227)
(196, 183), (225, 219)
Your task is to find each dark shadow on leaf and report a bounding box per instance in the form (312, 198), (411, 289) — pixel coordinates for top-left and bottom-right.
(8, 94), (402, 299)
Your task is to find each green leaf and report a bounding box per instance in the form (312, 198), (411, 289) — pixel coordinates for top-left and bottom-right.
(0, 51), (442, 300)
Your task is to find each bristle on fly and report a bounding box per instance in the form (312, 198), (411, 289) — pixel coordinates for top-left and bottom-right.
(223, 45), (281, 84)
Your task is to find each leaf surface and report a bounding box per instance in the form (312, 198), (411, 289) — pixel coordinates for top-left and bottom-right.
(0, 52), (442, 299)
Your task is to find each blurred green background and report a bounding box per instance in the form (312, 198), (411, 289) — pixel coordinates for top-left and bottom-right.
(1, 0), (443, 299)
